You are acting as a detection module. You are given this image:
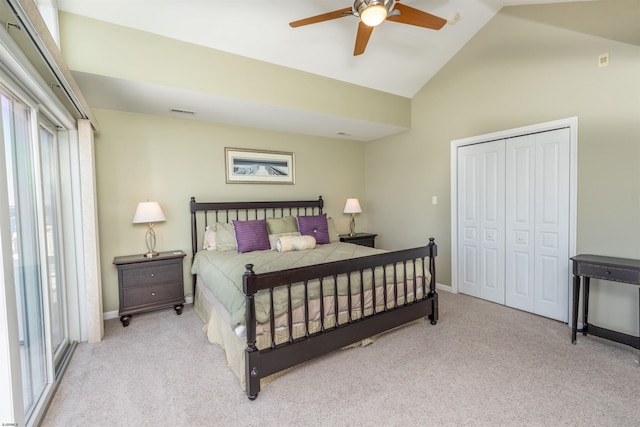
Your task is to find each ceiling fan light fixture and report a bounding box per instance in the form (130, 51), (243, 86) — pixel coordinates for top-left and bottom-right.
(360, 4), (387, 27)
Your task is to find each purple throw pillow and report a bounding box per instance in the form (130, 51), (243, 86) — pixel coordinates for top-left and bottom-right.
(297, 214), (330, 245)
(232, 219), (270, 253)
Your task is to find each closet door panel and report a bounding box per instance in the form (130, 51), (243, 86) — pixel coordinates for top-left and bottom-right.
(534, 128), (570, 322)
(457, 141), (505, 304)
(458, 148), (480, 297)
(506, 137), (535, 312)
(480, 147), (505, 304)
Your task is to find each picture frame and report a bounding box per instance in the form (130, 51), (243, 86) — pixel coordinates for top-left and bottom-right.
(225, 147), (295, 184)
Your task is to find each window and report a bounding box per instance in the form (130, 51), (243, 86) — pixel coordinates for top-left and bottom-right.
(40, 125), (70, 369)
(2, 90), (48, 420)
(1, 85), (72, 426)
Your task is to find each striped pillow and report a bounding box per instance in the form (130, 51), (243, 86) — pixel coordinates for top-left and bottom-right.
(232, 219), (270, 253)
(297, 214), (330, 245)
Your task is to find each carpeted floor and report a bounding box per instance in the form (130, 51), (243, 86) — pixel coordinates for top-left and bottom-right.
(42, 291), (640, 426)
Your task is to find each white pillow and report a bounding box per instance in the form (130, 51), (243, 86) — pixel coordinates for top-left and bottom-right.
(276, 235), (316, 252)
(203, 226), (216, 251)
(269, 232), (301, 250)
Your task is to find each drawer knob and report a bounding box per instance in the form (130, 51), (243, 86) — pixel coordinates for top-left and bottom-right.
(605, 271), (611, 275)
(151, 292), (156, 296)
(150, 273), (155, 277)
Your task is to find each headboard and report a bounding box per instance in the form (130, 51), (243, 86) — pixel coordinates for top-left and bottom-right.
(189, 196), (324, 259)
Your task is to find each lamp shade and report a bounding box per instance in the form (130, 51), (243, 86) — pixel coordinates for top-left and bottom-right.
(343, 198), (362, 214)
(132, 201), (166, 224)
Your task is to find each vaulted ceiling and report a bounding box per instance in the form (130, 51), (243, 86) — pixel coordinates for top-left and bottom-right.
(54, 0), (636, 140)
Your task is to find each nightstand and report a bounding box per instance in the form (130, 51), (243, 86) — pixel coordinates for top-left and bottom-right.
(113, 250), (186, 327)
(339, 233), (377, 248)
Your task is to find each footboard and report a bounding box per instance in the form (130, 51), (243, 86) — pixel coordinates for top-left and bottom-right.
(243, 238), (437, 400)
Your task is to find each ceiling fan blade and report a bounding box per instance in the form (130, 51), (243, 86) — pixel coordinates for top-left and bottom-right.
(354, 21), (374, 56)
(387, 3), (447, 30)
(289, 7), (353, 28)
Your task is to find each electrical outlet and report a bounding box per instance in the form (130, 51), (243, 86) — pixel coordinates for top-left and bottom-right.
(598, 53), (609, 68)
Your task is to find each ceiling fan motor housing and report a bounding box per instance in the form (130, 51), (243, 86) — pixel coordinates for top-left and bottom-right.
(353, 0), (395, 16)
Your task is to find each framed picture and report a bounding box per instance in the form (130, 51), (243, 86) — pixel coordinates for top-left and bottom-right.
(225, 148), (295, 184)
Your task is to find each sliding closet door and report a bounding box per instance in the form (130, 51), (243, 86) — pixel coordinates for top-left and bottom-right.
(505, 128), (570, 322)
(457, 141), (505, 304)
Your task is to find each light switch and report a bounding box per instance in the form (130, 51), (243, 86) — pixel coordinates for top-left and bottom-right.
(432, 196), (438, 205)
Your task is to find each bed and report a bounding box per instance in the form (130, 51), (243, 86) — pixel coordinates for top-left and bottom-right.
(190, 196), (438, 400)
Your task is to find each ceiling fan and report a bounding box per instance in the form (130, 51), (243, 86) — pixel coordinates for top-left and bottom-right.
(289, 0), (447, 56)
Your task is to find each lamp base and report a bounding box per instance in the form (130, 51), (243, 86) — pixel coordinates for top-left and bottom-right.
(349, 214), (356, 236)
(144, 225), (159, 258)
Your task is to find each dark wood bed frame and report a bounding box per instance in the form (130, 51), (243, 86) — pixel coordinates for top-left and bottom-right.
(190, 196), (438, 400)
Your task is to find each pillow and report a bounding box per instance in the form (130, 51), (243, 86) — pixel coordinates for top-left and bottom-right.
(232, 219), (270, 253)
(214, 222), (237, 252)
(269, 231), (301, 250)
(266, 215), (298, 234)
(297, 214), (330, 245)
(327, 217), (338, 243)
(276, 235), (316, 252)
(203, 226), (216, 251)
(292, 235), (316, 251)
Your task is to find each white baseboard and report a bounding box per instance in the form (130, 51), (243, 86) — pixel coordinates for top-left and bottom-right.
(103, 296), (194, 320)
(103, 310), (118, 320)
(436, 283), (451, 292)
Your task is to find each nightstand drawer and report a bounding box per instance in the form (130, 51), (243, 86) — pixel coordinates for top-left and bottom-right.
(122, 282), (182, 308)
(577, 263), (640, 283)
(121, 262), (181, 288)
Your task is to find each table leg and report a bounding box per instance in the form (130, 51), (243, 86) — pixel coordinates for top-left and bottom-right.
(583, 277), (590, 336)
(572, 274), (580, 344)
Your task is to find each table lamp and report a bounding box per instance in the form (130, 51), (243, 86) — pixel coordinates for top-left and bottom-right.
(343, 198), (362, 236)
(132, 201), (166, 257)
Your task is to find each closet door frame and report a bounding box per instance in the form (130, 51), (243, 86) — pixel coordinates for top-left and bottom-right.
(450, 117), (578, 321)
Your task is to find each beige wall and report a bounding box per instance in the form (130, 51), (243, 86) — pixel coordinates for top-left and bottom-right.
(95, 109), (367, 314)
(366, 2), (640, 333)
(59, 12), (410, 129)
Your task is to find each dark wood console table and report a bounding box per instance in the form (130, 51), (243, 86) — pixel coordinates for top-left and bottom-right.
(571, 254), (640, 348)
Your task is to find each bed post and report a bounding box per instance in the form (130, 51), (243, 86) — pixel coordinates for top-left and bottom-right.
(243, 264), (260, 400)
(190, 197), (198, 294)
(428, 238), (438, 325)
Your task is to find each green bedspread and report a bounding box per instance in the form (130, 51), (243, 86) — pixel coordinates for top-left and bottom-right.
(191, 242), (427, 327)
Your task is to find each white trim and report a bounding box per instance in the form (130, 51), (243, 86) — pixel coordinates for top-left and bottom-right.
(450, 117), (578, 320)
(436, 283), (451, 293)
(0, 89), (25, 427)
(103, 310), (118, 321)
